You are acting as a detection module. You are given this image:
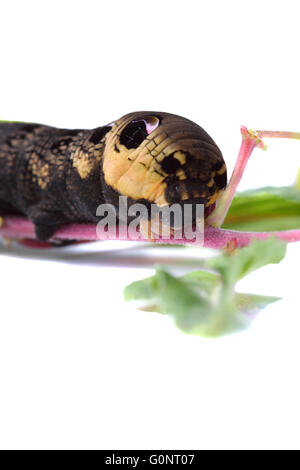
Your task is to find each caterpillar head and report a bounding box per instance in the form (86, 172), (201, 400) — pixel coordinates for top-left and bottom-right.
(101, 111), (227, 216)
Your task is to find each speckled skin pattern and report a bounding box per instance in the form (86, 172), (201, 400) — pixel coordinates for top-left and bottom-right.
(0, 112), (227, 241)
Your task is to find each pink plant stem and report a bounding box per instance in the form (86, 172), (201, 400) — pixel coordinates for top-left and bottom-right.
(1, 215), (300, 249)
(206, 126), (266, 228)
(203, 225), (300, 248)
(257, 130), (300, 140)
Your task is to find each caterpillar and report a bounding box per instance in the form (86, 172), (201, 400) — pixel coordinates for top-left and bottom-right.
(0, 112), (227, 241)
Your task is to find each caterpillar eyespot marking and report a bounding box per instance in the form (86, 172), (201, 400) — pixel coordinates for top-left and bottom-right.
(0, 111), (227, 241)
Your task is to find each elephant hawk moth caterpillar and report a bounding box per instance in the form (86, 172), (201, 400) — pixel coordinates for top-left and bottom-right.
(0, 112), (227, 242)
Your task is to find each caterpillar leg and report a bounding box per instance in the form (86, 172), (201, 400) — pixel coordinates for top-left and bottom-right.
(27, 207), (64, 241)
(139, 216), (177, 241)
(139, 218), (158, 241)
(34, 223), (61, 242)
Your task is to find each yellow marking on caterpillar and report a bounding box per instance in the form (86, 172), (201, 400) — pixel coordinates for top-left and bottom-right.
(153, 153), (166, 163)
(150, 136), (172, 160)
(102, 121), (169, 205)
(206, 190), (222, 206)
(154, 133), (168, 146)
(116, 161), (167, 204)
(181, 191), (190, 200)
(173, 151), (186, 165)
(217, 164), (226, 175)
(29, 152), (50, 189)
(176, 169), (187, 180)
(193, 191), (207, 199)
(146, 141), (156, 151)
(73, 152), (91, 179)
(71, 147), (102, 179)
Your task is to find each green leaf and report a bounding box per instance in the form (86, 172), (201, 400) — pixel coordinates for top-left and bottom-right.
(223, 186), (300, 231)
(203, 293), (281, 338)
(207, 237), (287, 283)
(155, 269), (212, 331)
(234, 293), (280, 314)
(182, 270), (221, 296)
(124, 275), (158, 302)
(124, 238), (286, 337)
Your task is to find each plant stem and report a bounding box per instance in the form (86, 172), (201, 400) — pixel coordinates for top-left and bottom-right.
(256, 130), (300, 140)
(206, 126), (266, 228)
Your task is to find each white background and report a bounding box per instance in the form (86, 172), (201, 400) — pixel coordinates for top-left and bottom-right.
(0, 0), (300, 450)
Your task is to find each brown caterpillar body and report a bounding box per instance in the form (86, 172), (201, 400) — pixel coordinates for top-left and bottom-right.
(0, 112), (227, 241)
